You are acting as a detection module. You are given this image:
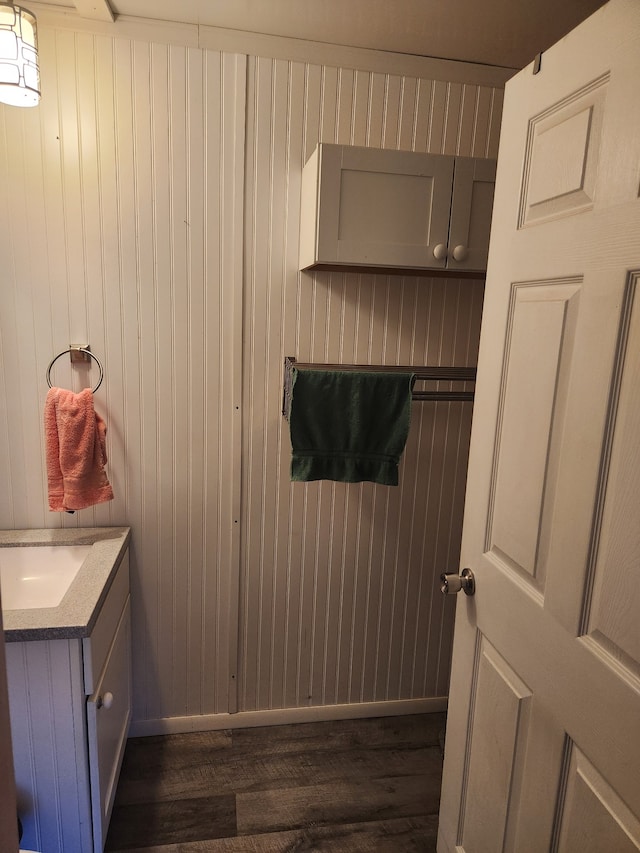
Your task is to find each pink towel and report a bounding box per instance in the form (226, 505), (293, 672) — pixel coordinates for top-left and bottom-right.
(45, 387), (114, 512)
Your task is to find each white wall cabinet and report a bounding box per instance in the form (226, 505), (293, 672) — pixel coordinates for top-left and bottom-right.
(299, 143), (496, 275)
(6, 551), (131, 853)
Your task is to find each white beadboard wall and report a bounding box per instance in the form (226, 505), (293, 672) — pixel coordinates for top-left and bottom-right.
(0, 18), (502, 730)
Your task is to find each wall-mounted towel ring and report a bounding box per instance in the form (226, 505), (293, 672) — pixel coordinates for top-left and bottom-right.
(46, 347), (104, 393)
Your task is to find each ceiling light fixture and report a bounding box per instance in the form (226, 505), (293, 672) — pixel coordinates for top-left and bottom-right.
(0, 2), (40, 107)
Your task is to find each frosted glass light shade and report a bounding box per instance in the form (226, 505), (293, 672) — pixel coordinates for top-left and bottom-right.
(0, 3), (39, 107)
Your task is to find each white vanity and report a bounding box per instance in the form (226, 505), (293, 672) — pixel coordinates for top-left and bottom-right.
(1, 527), (131, 853)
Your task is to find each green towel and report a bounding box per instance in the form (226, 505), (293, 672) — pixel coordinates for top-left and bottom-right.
(288, 368), (415, 486)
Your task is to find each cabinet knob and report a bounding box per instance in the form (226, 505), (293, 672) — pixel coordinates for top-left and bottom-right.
(433, 243), (448, 261)
(97, 691), (114, 710)
(452, 244), (469, 262)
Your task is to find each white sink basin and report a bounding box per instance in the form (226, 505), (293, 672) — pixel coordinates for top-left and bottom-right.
(0, 545), (92, 610)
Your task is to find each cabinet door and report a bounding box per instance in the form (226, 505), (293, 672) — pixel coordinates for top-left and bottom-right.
(316, 145), (455, 269)
(87, 598), (131, 852)
(7, 638), (93, 853)
(448, 156), (496, 272)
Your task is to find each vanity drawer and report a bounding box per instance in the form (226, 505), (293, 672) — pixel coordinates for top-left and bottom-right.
(83, 551), (129, 695)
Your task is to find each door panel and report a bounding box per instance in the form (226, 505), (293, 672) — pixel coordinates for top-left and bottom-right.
(519, 74), (608, 226)
(458, 637), (532, 853)
(554, 744), (640, 853)
(583, 272), (640, 673)
(438, 3), (640, 851)
(555, 744), (640, 853)
(488, 280), (581, 590)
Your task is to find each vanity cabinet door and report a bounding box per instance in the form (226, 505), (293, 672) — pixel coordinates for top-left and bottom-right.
(6, 638), (93, 853)
(87, 597), (132, 852)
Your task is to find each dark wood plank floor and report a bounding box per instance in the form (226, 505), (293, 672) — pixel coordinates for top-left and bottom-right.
(105, 712), (446, 852)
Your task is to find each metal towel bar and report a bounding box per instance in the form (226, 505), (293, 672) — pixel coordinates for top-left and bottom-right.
(283, 356), (476, 415)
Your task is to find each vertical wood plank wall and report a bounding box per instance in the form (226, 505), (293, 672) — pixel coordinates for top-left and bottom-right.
(0, 22), (503, 729)
(241, 57), (494, 712)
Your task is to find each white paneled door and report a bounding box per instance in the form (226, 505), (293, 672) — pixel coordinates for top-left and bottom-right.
(438, 1), (640, 851)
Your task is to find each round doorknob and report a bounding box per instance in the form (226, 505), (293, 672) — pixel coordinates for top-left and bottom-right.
(440, 568), (475, 596)
(433, 243), (448, 261)
(97, 691), (114, 710)
(452, 244), (469, 262)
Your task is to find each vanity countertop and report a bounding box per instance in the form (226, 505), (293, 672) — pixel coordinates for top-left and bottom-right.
(1, 526), (131, 642)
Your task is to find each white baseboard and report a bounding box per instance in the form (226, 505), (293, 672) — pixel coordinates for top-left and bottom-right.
(129, 696), (448, 737)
